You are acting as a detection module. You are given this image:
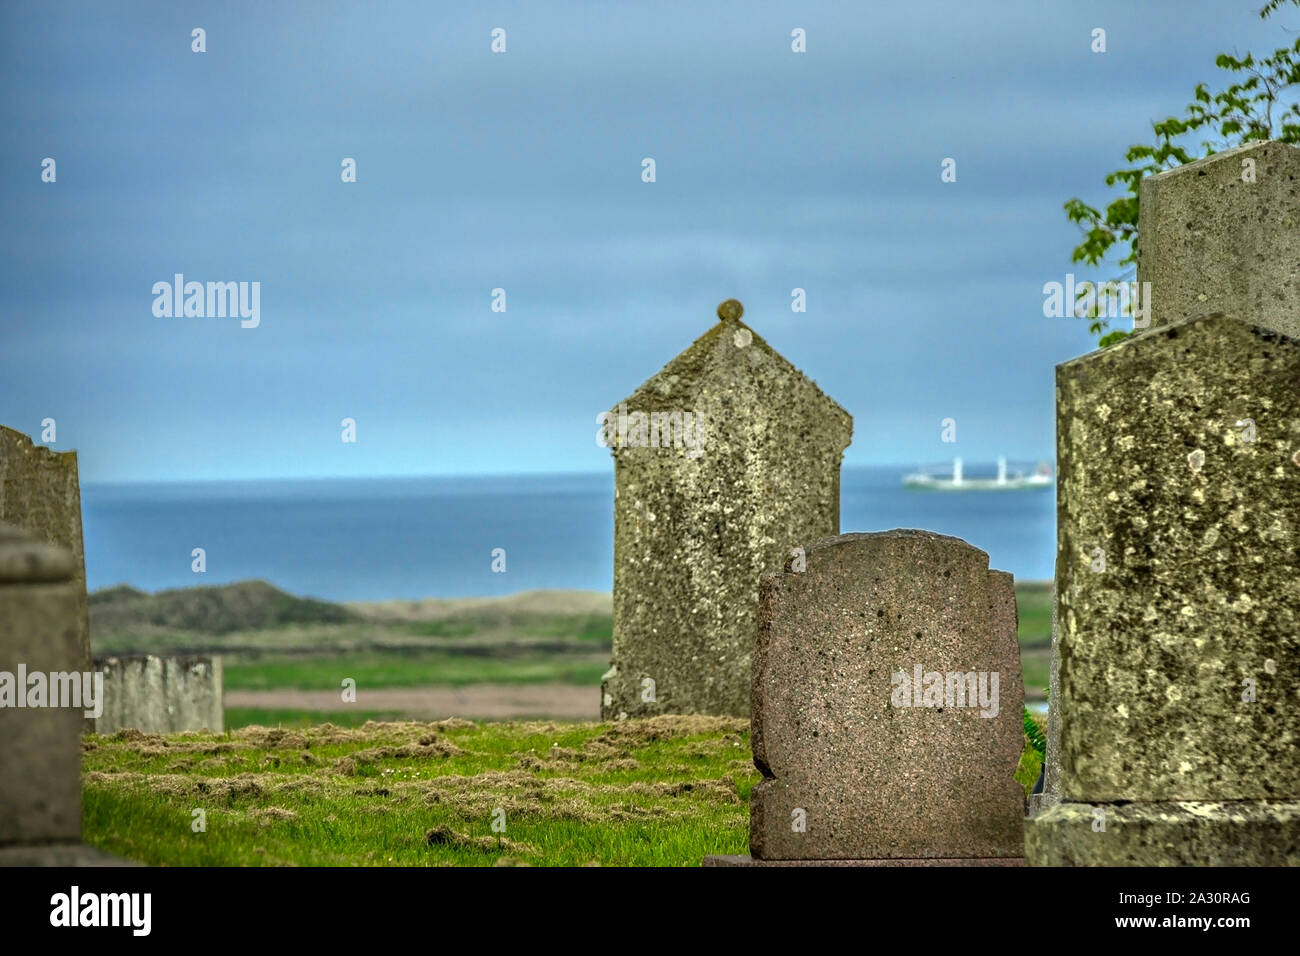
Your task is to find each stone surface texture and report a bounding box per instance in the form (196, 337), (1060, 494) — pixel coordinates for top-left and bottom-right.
(602, 305), (851, 719)
(749, 530), (1024, 861)
(0, 524), (83, 845)
(1053, 312), (1299, 802)
(1026, 801), (1300, 866)
(94, 655), (224, 734)
(1137, 140), (1300, 340)
(0, 844), (139, 867)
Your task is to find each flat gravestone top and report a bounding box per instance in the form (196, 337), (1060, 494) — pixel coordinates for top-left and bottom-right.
(750, 530), (1024, 861)
(1054, 310), (1300, 801)
(1137, 140), (1300, 339)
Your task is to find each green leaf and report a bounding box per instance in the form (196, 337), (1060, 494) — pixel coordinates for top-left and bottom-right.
(1065, 1), (1300, 347)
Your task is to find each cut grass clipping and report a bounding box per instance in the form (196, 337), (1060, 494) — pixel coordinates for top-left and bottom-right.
(85, 716), (1044, 866)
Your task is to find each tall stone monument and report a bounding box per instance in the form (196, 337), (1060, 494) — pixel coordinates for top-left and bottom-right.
(601, 300), (852, 720)
(0, 426), (91, 670)
(706, 530), (1025, 865)
(1027, 141), (1300, 865)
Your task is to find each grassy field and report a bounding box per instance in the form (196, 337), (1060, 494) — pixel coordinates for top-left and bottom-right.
(86, 583), (1049, 865)
(1014, 581), (1051, 644)
(92, 581), (1056, 711)
(1014, 581), (1052, 699)
(83, 716), (1044, 866)
(226, 708), (406, 728)
(224, 651), (609, 691)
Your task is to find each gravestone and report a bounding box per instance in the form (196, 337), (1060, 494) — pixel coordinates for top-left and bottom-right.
(601, 299), (852, 720)
(94, 655), (224, 734)
(1031, 142), (1300, 833)
(1137, 140), (1300, 340)
(0, 524), (126, 864)
(0, 425), (91, 671)
(1025, 311), (1300, 864)
(705, 530), (1025, 865)
(1029, 141), (1300, 863)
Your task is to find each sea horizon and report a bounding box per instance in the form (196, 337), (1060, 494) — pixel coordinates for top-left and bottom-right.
(80, 459), (1050, 490)
(81, 464), (1056, 602)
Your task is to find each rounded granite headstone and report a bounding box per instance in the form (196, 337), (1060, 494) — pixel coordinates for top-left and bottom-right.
(750, 529), (1025, 862)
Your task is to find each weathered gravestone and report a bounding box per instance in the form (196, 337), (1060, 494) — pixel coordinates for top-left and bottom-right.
(705, 530), (1025, 865)
(94, 655), (224, 734)
(0, 524), (126, 865)
(1137, 140), (1300, 340)
(1028, 141), (1300, 864)
(1029, 312), (1294, 868)
(601, 300), (852, 720)
(0, 425), (91, 671)
(1024, 310), (1300, 864)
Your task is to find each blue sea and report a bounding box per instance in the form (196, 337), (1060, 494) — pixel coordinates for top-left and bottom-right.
(81, 466), (1055, 601)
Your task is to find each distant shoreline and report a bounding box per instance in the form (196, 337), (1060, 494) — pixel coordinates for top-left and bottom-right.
(92, 581), (1053, 604)
(89, 580), (1051, 715)
(82, 470), (1057, 596)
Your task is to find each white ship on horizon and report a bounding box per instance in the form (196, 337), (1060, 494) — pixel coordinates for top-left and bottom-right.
(902, 457), (1052, 491)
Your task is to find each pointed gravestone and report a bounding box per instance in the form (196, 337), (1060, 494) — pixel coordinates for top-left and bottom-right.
(600, 300), (852, 720)
(704, 531), (1025, 865)
(0, 426), (91, 671)
(1028, 145), (1300, 863)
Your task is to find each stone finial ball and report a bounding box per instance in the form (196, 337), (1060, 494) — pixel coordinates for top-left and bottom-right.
(717, 299), (744, 322)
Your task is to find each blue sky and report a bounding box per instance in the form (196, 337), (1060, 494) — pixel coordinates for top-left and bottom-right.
(0, 1), (1279, 482)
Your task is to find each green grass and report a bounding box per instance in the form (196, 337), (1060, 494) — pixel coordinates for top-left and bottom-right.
(82, 717), (1045, 867)
(522, 613), (613, 643)
(403, 620), (479, 638)
(1014, 582), (1052, 700)
(1017, 714), (1045, 790)
(1020, 647), (1050, 701)
(223, 651), (609, 691)
(84, 717), (753, 866)
(404, 613), (612, 644)
(225, 708), (405, 729)
(1015, 582), (1052, 646)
